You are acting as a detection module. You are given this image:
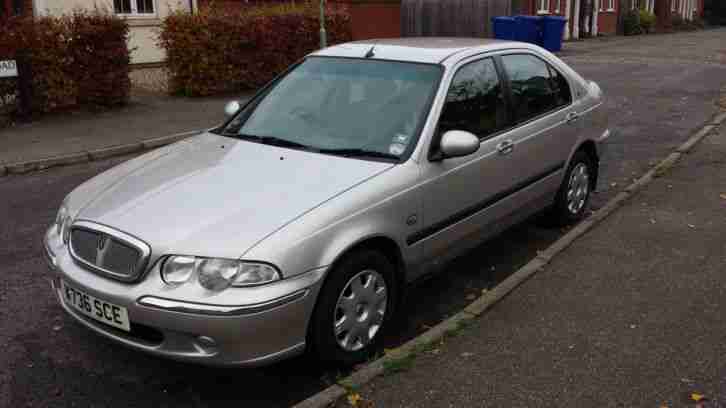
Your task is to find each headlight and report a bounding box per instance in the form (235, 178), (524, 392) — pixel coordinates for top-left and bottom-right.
(55, 205), (71, 244)
(161, 256), (281, 291)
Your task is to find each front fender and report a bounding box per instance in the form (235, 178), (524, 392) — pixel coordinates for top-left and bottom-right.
(243, 162), (423, 280)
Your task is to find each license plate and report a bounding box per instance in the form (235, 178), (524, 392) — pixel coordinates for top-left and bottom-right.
(60, 280), (130, 332)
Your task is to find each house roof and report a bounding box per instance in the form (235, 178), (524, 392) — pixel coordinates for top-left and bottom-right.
(311, 37), (522, 64)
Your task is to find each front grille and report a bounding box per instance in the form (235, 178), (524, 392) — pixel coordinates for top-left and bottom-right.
(69, 222), (151, 282)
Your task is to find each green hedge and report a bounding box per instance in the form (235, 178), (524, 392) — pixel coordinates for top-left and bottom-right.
(158, 3), (352, 96)
(0, 11), (130, 118)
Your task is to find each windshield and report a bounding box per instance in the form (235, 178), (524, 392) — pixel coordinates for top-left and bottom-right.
(220, 57), (442, 160)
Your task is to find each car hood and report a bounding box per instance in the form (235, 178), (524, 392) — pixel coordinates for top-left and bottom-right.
(74, 133), (394, 259)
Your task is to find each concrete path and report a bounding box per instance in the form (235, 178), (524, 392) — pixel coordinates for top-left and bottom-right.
(337, 125), (726, 408)
(0, 90), (249, 166)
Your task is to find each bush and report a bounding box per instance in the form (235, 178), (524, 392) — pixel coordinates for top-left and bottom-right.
(623, 9), (642, 35)
(159, 3), (352, 96)
(70, 13), (131, 108)
(638, 9), (656, 33)
(0, 11), (130, 119)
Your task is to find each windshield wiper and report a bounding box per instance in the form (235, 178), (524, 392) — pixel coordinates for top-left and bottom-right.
(235, 134), (314, 151)
(318, 148), (400, 161)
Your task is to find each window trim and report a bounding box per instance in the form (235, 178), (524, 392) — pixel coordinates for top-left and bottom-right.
(114, 0), (158, 18)
(537, 0), (551, 14)
(554, 0), (561, 13)
(497, 52), (575, 129)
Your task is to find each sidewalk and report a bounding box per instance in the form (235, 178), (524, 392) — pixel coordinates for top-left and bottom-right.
(0, 90), (251, 166)
(340, 125), (726, 407)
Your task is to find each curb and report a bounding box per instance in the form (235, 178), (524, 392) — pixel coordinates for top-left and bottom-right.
(292, 112), (725, 408)
(0, 129), (203, 177)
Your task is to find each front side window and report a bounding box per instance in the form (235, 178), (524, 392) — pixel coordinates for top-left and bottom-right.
(437, 58), (508, 140)
(501, 54), (570, 123)
(220, 57), (442, 160)
(114, 0), (155, 15)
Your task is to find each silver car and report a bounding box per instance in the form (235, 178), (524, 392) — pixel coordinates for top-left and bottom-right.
(44, 38), (608, 366)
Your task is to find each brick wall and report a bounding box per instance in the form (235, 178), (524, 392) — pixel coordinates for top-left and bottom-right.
(348, 2), (400, 39)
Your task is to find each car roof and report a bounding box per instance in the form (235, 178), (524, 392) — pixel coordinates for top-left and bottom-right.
(310, 37), (528, 64)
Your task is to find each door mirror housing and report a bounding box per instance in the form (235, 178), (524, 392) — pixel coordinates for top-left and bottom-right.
(224, 100), (241, 118)
(438, 130), (480, 159)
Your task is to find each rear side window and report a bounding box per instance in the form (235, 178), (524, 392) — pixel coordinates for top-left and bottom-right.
(548, 64), (572, 107)
(437, 58), (508, 140)
(501, 54), (571, 123)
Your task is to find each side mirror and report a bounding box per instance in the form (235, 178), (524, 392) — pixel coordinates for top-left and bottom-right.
(224, 100), (241, 118)
(439, 130), (480, 159)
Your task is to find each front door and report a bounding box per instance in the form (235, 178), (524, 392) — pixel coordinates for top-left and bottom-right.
(411, 56), (519, 266)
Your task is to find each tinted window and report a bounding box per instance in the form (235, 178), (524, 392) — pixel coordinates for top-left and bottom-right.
(438, 58), (508, 139)
(502, 54), (570, 123)
(548, 64), (572, 107)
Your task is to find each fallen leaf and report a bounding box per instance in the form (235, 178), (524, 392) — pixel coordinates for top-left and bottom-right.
(466, 294), (476, 301)
(461, 352), (474, 358)
(720, 193), (726, 200)
(688, 224), (696, 228)
(52, 325), (62, 332)
(691, 393), (705, 402)
(347, 392), (362, 406)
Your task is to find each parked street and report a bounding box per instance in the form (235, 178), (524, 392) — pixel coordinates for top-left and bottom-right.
(1, 28), (725, 407)
(337, 116), (726, 408)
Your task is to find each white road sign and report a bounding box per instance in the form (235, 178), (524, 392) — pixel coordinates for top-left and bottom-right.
(0, 60), (18, 78)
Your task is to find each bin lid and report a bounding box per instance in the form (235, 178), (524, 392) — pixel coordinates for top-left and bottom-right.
(542, 15), (567, 21)
(515, 15), (543, 21)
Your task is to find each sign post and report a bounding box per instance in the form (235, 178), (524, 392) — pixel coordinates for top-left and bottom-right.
(319, 0), (327, 49)
(15, 52), (33, 121)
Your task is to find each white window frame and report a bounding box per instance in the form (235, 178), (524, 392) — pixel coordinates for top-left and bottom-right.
(114, 0), (157, 18)
(537, 0), (551, 14)
(671, 0), (677, 11)
(607, 0), (615, 11)
(554, 0), (561, 13)
(631, 0), (639, 10)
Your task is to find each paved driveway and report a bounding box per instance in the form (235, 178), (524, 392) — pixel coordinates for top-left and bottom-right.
(1, 28), (724, 408)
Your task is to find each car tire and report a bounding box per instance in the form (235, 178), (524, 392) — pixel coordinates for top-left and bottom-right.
(547, 150), (596, 226)
(309, 249), (396, 366)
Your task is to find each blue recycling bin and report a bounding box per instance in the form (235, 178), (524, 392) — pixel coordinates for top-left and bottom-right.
(491, 16), (517, 41)
(542, 16), (567, 52)
(514, 15), (543, 46)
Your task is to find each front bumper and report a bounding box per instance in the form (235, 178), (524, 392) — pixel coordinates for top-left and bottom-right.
(44, 229), (326, 366)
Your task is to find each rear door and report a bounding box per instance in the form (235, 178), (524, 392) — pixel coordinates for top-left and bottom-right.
(497, 52), (581, 191)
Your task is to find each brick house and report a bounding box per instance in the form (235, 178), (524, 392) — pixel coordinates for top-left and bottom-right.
(26, 0), (195, 64)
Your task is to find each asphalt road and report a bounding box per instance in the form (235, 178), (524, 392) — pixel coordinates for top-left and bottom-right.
(1, 28), (724, 408)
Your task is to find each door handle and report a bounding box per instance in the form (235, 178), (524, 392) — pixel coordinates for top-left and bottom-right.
(566, 112), (580, 124)
(496, 140), (514, 155)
